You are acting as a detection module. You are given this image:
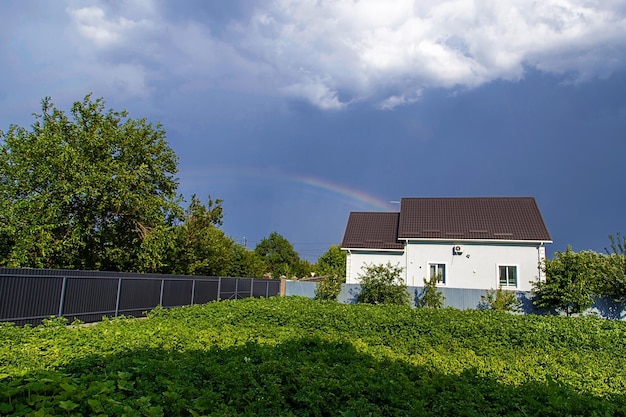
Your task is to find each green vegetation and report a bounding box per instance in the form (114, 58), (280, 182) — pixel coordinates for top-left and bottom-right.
(314, 274), (343, 301)
(314, 245), (347, 301)
(357, 262), (411, 306)
(0, 95), (311, 278)
(315, 244), (346, 280)
(418, 274), (446, 309)
(480, 286), (521, 313)
(1, 297), (625, 416)
(254, 231), (312, 278)
(532, 246), (624, 315)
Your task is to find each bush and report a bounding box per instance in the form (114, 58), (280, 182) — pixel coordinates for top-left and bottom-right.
(418, 274), (446, 309)
(315, 274), (343, 301)
(357, 262), (411, 306)
(479, 286), (520, 312)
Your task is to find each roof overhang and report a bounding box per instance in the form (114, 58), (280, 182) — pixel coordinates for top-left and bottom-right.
(401, 238), (553, 245)
(341, 247), (405, 253)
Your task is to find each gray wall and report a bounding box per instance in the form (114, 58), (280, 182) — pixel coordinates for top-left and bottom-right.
(285, 281), (626, 319)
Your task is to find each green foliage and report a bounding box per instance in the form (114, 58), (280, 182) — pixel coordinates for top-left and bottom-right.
(532, 246), (608, 316)
(254, 232), (300, 278)
(168, 195), (234, 276)
(0, 95), (181, 271)
(357, 262), (411, 306)
(602, 253), (626, 302)
(292, 258), (314, 279)
(418, 274), (446, 309)
(315, 244), (346, 280)
(480, 286), (521, 312)
(603, 233), (626, 302)
(228, 243), (267, 278)
(1, 298), (626, 416)
(605, 232), (625, 255)
(315, 274), (343, 301)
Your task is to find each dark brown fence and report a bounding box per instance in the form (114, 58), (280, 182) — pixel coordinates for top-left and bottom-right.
(0, 268), (281, 326)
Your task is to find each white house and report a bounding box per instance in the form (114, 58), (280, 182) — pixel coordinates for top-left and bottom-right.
(341, 197), (552, 291)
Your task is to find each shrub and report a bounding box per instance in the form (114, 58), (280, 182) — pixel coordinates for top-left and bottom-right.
(357, 262), (411, 306)
(479, 286), (520, 312)
(315, 274), (343, 301)
(418, 274), (446, 309)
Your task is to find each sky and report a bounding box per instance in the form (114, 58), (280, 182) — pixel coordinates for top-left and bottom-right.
(1, 0), (625, 262)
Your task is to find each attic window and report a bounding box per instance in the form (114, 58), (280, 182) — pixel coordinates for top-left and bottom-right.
(493, 233), (514, 236)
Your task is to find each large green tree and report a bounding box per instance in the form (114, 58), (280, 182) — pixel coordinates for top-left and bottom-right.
(532, 246), (607, 316)
(254, 232), (300, 278)
(0, 95), (181, 271)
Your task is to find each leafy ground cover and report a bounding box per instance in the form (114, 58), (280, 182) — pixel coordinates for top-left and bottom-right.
(1, 296), (625, 416)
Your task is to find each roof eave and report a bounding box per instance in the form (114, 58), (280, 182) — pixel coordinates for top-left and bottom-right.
(401, 238), (553, 244)
(341, 247), (405, 252)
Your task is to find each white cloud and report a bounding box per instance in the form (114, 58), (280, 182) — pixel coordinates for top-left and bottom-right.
(68, 6), (145, 46)
(235, 0), (626, 108)
(62, 0), (626, 109)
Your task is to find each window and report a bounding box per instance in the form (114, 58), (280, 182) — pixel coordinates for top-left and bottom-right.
(429, 263), (446, 284)
(499, 265), (517, 287)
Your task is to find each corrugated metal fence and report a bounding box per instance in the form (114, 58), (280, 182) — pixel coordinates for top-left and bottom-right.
(0, 268), (280, 326)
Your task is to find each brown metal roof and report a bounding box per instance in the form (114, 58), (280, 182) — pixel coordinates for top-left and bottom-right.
(341, 212), (404, 250)
(398, 197), (552, 241)
(341, 197), (552, 249)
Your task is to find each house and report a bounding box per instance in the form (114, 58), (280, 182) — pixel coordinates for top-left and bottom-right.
(341, 197), (552, 291)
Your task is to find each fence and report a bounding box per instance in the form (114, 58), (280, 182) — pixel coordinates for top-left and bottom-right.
(0, 268), (281, 326)
(285, 281), (626, 319)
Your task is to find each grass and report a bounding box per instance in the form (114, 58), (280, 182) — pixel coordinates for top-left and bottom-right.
(1, 296), (625, 416)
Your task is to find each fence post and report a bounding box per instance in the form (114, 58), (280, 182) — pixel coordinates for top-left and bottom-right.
(280, 278), (286, 297)
(159, 279), (164, 306)
(250, 279), (254, 298)
(217, 277), (222, 301)
(191, 279), (196, 305)
(115, 277), (122, 317)
(58, 276), (68, 317)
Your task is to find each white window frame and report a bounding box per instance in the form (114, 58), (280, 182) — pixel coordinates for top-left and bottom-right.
(497, 264), (518, 288)
(428, 263), (447, 285)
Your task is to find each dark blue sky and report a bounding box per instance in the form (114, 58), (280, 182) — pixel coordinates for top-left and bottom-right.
(1, 1), (625, 261)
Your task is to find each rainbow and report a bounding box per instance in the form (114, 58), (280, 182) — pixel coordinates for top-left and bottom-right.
(179, 166), (394, 212)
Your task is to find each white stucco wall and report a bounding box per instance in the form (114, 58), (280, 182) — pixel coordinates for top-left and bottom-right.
(345, 241), (547, 291)
(345, 251), (405, 284)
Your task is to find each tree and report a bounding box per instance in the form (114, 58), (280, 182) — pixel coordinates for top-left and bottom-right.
(418, 274), (445, 309)
(254, 232), (300, 278)
(316, 244), (346, 280)
(601, 254), (626, 302)
(602, 233), (626, 302)
(532, 246), (606, 316)
(605, 232), (625, 255)
(228, 243), (267, 278)
(357, 262), (411, 306)
(168, 195), (234, 276)
(314, 244), (347, 301)
(0, 95), (181, 271)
